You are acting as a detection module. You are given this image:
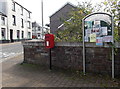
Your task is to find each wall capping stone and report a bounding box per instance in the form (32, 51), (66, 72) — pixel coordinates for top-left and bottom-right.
(22, 40), (120, 48)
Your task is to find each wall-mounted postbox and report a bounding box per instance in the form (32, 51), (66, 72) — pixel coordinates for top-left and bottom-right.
(45, 34), (54, 48)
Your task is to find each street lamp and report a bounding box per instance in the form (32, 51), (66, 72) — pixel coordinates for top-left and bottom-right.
(41, 0), (44, 39)
(118, 1), (120, 37)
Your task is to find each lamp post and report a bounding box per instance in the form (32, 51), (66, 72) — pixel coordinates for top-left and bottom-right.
(41, 0), (44, 39)
(118, 1), (120, 37)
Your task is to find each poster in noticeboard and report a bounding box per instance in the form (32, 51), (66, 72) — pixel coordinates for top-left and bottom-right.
(101, 27), (108, 36)
(85, 29), (91, 37)
(85, 21), (93, 29)
(90, 33), (96, 42)
(85, 36), (89, 42)
(103, 36), (113, 42)
(93, 20), (101, 28)
(91, 27), (102, 37)
(84, 20), (112, 43)
(96, 37), (103, 46)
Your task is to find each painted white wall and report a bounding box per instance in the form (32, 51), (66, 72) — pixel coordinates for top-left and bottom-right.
(7, 0), (32, 40)
(0, 0), (32, 41)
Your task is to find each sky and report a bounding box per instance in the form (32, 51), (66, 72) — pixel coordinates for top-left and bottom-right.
(15, 0), (104, 26)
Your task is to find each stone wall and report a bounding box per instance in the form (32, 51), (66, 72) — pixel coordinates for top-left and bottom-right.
(22, 41), (120, 77)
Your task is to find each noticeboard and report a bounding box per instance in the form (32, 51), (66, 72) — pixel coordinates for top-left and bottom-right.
(83, 13), (113, 44)
(82, 12), (115, 78)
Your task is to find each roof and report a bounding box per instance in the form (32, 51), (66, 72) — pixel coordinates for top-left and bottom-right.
(0, 12), (7, 17)
(32, 22), (39, 27)
(49, 2), (76, 17)
(13, 0), (32, 13)
(58, 17), (73, 29)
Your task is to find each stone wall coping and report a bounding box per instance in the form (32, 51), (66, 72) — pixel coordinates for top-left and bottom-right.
(22, 40), (120, 48)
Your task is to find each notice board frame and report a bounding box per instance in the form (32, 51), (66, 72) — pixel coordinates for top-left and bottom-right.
(82, 12), (114, 78)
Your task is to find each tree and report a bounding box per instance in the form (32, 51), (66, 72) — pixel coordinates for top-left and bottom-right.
(55, 2), (93, 42)
(102, 0), (120, 41)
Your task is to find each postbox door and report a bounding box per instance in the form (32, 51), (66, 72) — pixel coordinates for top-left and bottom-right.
(45, 34), (54, 48)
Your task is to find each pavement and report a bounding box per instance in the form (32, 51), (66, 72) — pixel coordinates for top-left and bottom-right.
(0, 42), (21, 46)
(2, 54), (120, 88)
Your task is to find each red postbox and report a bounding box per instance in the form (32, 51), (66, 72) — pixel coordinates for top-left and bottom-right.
(45, 34), (54, 48)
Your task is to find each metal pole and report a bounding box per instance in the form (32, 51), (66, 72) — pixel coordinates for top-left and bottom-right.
(35, 22), (37, 38)
(41, 0), (44, 39)
(49, 48), (52, 70)
(7, 15), (9, 41)
(82, 19), (85, 75)
(112, 16), (114, 79)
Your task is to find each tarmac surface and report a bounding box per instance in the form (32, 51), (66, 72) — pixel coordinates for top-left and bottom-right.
(2, 54), (120, 88)
(0, 42), (23, 60)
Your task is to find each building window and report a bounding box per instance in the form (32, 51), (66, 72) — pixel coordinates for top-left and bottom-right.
(21, 18), (24, 28)
(12, 2), (15, 11)
(21, 7), (23, 15)
(27, 21), (31, 29)
(37, 33), (41, 37)
(17, 30), (20, 39)
(1, 17), (5, 25)
(12, 15), (16, 26)
(38, 27), (41, 31)
(27, 12), (30, 18)
(28, 32), (31, 39)
(1, 28), (6, 39)
(22, 31), (24, 39)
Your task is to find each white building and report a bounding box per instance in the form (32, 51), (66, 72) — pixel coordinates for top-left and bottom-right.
(32, 22), (42, 39)
(0, 0), (32, 42)
(32, 22), (50, 39)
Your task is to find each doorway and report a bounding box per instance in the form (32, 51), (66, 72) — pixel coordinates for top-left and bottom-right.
(10, 29), (13, 42)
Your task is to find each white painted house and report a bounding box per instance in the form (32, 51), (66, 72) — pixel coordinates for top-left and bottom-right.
(32, 22), (51, 39)
(0, 0), (32, 42)
(32, 22), (42, 39)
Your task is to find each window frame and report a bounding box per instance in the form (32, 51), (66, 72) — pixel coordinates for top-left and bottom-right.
(12, 15), (16, 26)
(12, 2), (15, 11)
(21, 7), (23, 15)
(17, 30), (20, 39)
(28, 32), (31, 39)
(1, 16), (5, 25)
(1, 28), (6, 39)
(21, 18), (24, 28)
(27, 21), (31, 29)
(22, 31), (24, 39)
(27, 12), (31, 18)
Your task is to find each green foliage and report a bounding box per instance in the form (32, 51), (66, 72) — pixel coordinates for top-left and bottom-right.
(102, 0), (120, 42)
(55, 2), (93, 42)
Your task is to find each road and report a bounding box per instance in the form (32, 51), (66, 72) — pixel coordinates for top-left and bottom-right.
(0, 42), (23, 63)
(0, 42), (23, 88)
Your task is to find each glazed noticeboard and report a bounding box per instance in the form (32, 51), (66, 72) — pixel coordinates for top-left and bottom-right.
(82, 12), (115, 79)
(84, 13), (113, 43)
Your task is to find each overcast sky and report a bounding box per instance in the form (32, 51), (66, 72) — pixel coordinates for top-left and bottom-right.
(15, 0), (104, 26)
